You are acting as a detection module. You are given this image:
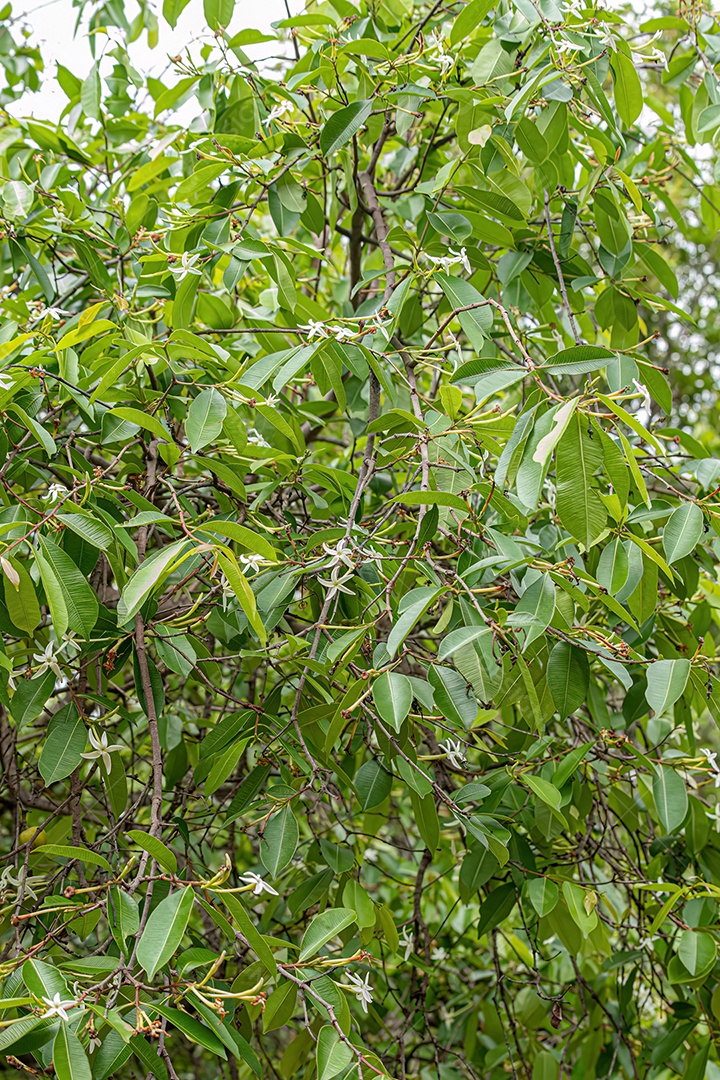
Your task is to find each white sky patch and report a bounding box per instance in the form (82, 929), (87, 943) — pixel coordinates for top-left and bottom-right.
(9, 0), (302, 120)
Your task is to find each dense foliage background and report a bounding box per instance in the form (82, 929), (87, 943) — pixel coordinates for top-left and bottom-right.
(2, 0), (720, 1077)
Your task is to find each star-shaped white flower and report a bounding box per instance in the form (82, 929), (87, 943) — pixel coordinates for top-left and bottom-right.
(322, 539), (355, 571)
(238, 553), (268, 574)
(700, 747), (720, 787)
(426, 246), (471, 275)
(247, 428), (270, 447)
(400, 926), (414, 960)
(43, 482), (68, 503)
(632, 378), (652, 411)
(40, 993), (77, 1022)
(266, 100), (294, 124)
(0, 865), (37, 901)
(240, 871), (278, 897)
(345, 971), (373, 1012)
(32, 642), (63, 680)
(80, 728), (124, 772)
(330, 326), (356, 342)
(302, 320), (330, 340)
(440, 738), (467, 770)
(169, 252), (202, 280)
(318, 564), (355, 600)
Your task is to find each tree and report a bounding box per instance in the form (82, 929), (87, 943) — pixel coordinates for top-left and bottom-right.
(1, 0), (720, 1076)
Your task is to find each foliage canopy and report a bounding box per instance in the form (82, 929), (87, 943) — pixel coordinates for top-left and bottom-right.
(2, 0), (720, 1078)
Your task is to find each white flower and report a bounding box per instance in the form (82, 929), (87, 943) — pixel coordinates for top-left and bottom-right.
(427, 247), (471, 275)
(345, 971), (373, 1012)
(80, 728), (124, 772)
(322, 539), (355, 571)
(302, 320), (330, 340)
(220, 574), (234, 611)
(449, 247), (471, 274)
(43, 482), (68, 503)
(545, 478), (557, 511)
(0, 865), (37, 901)
(318, 564), (355, 600)
(400, 926), (414, 960)
(266, 100), (294, 124)
(247, 428), (270, 448)
(440, 738), (467, 770)
(238, 553), (267, 574)
(240, 871), (279, 897)
(40, 993), (77, 1022)
(0, 373), (13, 392)
(60, 631), (80, 656)
(41, 307), (70, 320)
(428, 30), (454, 75)
(263, 394), (279, 407)
(88, 1034), (102, 1052)
(330, 326), (356, 342)
(32, 642), (63, 680)
(632, 379), (652, 411)
(431, 946), (448, 962)
(169, 252), (202, 280)
(700, 748), (720, 788)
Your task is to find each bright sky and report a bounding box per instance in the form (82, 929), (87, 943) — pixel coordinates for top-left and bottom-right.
(10, 0), (303, 119)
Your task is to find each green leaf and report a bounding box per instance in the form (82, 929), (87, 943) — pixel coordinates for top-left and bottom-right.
(596, 537), (629, 594)
(677, 930), (716, 976)
(3, 555), (41, 633)
(316, 1026), (354, 1080)
(9, 669), (55, 728)
(204, 0), (235, 29)
(506, 574), (555, 648)
(436, 272), (493, 348)
(117, 539), (192, 625)
(525, 878), (558, 917)
(109, 407), (171, 441)
(612, 51), (643, 126)
(34, 844), (112, 873)
(217, 892), (277, 976)
(533, 1050), (560, 1080)
(186, 388), (227, 453)
(373, 671), (413, 732)
(562, 881), (597, 936)
(662, 502), (704, 564)
(299, 908), (357, 961)
(645, 658), (691, 717)
(109, 887), (139, 951)
(555, 413), (607, 548)
(55, 510), (115, 551)
(163, 0), (192, 28)
(38, 704), (85, 785)
(653, 766), (688, 833)
(390, 490), (468, 511)
(216, 551), (267, 643)
(38, 538), (98, 639)
(320, 100), (372, 156)
(126, 829), (178, 874)
(137, 888), (194, 980)
(197, 519), (277, 560)
(540, 344), (615, 374)
(53, 1025), (92, 1080)
(523, 774), (561, 810)
(547, 642), (589, 720)
(150, 1004), (227, 1059)
(260, 805), (299, 877)
(354, 759), (392, 810)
